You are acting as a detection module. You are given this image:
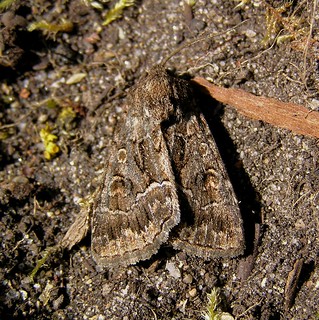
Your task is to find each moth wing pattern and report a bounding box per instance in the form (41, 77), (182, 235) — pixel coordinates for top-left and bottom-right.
(165, 93), (245, 258)
(91, 67), (182, 268)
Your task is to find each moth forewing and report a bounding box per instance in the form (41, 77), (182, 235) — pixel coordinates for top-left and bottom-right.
(91, 69), (181, 268)
(164, 90), (245, 258)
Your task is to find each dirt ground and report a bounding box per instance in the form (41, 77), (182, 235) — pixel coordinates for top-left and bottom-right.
(0, 0), (318, 319)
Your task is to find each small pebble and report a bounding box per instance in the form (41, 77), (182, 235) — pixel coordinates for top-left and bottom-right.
(183, 273), (193, 284)
(188, 288), (197, 298)
(165, 262), (181, 279)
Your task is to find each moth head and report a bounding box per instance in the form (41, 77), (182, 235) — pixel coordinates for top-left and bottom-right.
(131, 65), (190, 121)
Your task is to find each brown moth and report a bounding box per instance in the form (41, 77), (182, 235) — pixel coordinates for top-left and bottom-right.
(88, 66), (245, 267)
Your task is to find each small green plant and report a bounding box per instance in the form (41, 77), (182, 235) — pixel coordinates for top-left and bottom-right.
(82, 0), (136, 26)
(39, 125), (60, 160)
(102, 0), (135, 26)
(186, 0), (196, 7)
(29, 247), (56, 282)
(28, 18), (73, 37)
(57, 106), (77, 130)
(261, 2), (309, 47)
(0, 0), (16, 11)
(202, 287), (234, 320)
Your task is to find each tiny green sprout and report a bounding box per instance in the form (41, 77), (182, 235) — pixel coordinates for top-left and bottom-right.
(103, 0), (135, 26)
(260, 1), (309, 48)
(29, 246), (58, 282)
(39, 125), (60, 160)
(261, 2), (294, 46)
(0, 0), (16, 11)
(202, 288), (234, 320)
(57, 106), (77, 130)
(0, 131), (9, 140)
(186, 0), (196, 7)
(276, 34), (294, 45)
(46, 98), (58, 109)
(28, 18), (73, 37)
(261, 6), (281, 46)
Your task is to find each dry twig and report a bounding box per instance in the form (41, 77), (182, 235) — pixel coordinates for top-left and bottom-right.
(193, 77), (319, 139)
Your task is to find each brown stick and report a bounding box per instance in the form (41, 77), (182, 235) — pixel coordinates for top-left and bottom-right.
(284, 258), (304, 311)
(193, 76), (319, 139)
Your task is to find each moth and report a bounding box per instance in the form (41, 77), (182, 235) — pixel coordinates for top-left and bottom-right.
(86, 65), (245, 268)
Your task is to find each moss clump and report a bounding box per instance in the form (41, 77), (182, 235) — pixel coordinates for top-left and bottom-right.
(0, 0), (16, 11)
(202, 287), (234, 320)
(39, 125), (60, 160)
(28, 18), (73, 37)
(102, 0), (135, 26)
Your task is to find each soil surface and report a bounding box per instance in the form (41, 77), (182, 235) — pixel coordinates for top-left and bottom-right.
(0, 0), (318, 319)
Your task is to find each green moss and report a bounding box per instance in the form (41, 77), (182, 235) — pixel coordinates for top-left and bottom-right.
(29, 246), (58, 282)
(103, 0), (135, 26)
(0, 130), (10, 140)
(58, 106), (77, 130)
(202, 288), (234, 320)
(28, 18), (73, 37)
(186, 0), (196, 7)
(261, 2), (307, 47)
(0, 0), (16, 11)
(39, 125), (60, 160)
